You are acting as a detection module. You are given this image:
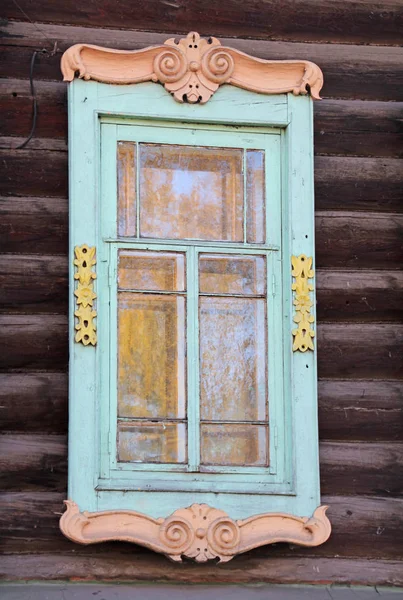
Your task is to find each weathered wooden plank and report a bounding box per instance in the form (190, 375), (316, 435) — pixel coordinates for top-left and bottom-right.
(2, 77), (403, 159)
(318, 380), (403, 442)
(2, 251), (402, 323)
(315, 212), (403, 269)
(316, 270), (403, 323)
(0, 553), (402, 586)
(0, 434), (67, 492)
(0, 197), (68, 255)
(0, 254), (68, 314)
(0, 317), (401, 377)
(0, 373), (68, 434)
(1, 22), (403, 101)
(0, 149), (68, 198)
(1, 372), (400, 442)
(314, 100), (403, 159)
(1, 432), (401, 496)
(317, 324), (403, 380)
(1, 493), (402, 561)
(3, 1), (403, 45)
(314, 158), (403, 212)
(320, 442), (403, 497)
(0, 315), (68, 371)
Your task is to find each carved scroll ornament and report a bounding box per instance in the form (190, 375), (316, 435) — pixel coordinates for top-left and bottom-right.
(60, 501), (330, 563)
(292, 254), (315, 352)
(61, 31), (323, 104)
(74, 245), (97, 346)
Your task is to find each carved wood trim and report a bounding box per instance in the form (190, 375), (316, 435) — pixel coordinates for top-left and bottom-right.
(61, 31), (323, 103)
(74, 245), (97, 346)
(292, 254), (315, 352)
(60, 500), (331, 563)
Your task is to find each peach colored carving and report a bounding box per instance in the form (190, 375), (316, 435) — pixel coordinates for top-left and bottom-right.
(60, 500), (331, 562)
(61, 31), (323, 103)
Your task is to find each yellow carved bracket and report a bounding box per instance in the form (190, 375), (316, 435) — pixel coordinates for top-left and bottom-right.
(291, 255), (315, 352)
(74, 245), (97, 346)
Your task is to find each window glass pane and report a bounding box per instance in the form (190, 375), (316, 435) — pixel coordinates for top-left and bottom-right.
(200, 424), (268, 466)
(246, 150), (265, 244)
(199, 254), (266, 295)
(118, 250), (185, 292)
(118, 421), (187, 463)
(200, 297), (267, 422)
(139, 144), (243, 241)
(118, 293), (186, 419)
(117, 142), (136, 237)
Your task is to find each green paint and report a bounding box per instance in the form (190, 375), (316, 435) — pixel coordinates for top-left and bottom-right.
(69, 80), (320, 519)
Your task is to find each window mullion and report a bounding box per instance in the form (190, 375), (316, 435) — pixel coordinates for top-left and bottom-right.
(187, 245), (200, 471)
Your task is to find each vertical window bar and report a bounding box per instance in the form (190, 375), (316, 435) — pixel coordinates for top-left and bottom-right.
(243, 149), (247, 244)
(135, 141), (140, 239)
(187, 245), (200, 471)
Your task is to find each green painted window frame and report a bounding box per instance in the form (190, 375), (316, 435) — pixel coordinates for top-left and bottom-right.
(68, 80), (320, 519)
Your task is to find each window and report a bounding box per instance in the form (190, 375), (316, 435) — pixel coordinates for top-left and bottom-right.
(61, 32), (331, 562)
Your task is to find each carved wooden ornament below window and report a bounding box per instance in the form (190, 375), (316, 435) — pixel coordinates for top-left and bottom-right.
(61, 31), (323, 104)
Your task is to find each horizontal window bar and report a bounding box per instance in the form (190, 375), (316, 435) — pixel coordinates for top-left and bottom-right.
(105, 238), (279, 251)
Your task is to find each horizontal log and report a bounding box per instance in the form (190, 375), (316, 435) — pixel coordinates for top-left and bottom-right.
(318, 380), (403, 442)
(0, 315), (68, 370)
(1, 432), (401, 497)
(0, 149), (68, 198)
(314, 100), (403, 159)
(2, 79), (403, 159)
(3, 1), (403, 46)
(317, 323), (403, 380)
(0, 197), (68, 255)
(0, 556), (402, 587)
(0, 434), (67, 493)
(1, 493), (402, 562)
(0, 315), (402, 378)
(0, 373), (68, 434)
(1, 22), (403, 101)
(0, 254), (68, 314)
(316, 270), (403, 323)
(319, 442), (403, 497)
(1, 372), (401, 443)
(1, 251), (402, 323)
(314, 157), (403, 212)
(315, 212), (403, 269)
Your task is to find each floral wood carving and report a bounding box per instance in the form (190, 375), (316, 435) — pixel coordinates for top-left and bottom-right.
(291, 254), (315, 352)
(74, 245), (97, 346)
(61, 31), (323, 103)
(60, 500), (331, 563)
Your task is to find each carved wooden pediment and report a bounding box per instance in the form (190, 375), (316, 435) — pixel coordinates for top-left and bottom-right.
(60, 501), (331, 563)
(61, 31), (323, 103)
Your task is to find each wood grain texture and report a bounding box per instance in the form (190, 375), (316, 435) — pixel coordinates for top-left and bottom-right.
(3, 1), (403, 45)
(0, 254), (68, 314)
(0, 150), (68, 198)
(1, 373), (400, 443)
(1, 493), (402, 561)
(2, 77), (402, 158)
(1, 553), (402, 586)
(1, 22), (403, 101)
(1, 433), (401, 497)
(0, 373), (68, 433)
(318, 380), (403, 442)
(0, 315), (68, 370)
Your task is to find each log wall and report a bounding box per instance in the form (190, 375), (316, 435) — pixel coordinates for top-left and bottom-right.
(0, 3), (402, 586)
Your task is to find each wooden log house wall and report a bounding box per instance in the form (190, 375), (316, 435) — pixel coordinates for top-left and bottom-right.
(0, 1), (402, 586)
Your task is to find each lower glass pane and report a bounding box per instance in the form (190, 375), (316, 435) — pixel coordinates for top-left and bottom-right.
(200, 297), (267, 422)
(118, 293), (186, 419)
(200, 424), (268, 466)
(118, 421), (187, 463)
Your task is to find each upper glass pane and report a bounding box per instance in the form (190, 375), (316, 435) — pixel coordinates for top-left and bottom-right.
(199, 254), (266, 296)
(118, 250), (186, 292)
(139, 144), (243, 241)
